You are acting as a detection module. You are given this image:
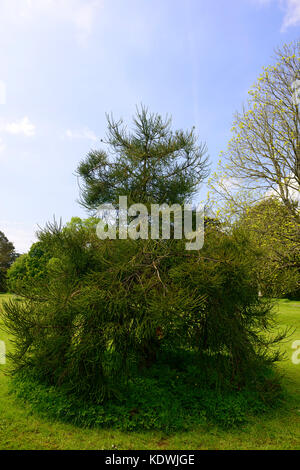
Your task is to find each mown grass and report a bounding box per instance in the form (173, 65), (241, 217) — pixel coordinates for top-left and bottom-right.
(0, 294), (299, 450)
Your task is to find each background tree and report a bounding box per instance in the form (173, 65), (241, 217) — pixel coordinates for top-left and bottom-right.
(7, 242), (51, 295)
(237, 198), (299, 298)
(77, 105), (209, 210)
(210, 40), (299, 222)
(208, 41), (300, 298)
(0, 230), (18, 292)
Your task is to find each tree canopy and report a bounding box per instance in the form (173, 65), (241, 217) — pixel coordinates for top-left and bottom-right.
(210, 40), (300, 222)
(0, 230), (18, 292)
(208, 41), (300, 298)
(77, 105), (209, 210)
(237, 198), (299, 298)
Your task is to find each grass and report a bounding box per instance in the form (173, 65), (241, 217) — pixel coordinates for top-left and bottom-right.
(0, 293), (299, 450)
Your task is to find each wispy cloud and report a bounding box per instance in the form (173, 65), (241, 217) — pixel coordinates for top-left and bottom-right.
(281, 0), (300, 31)
(251, 0), (300, 30)
(65, 127), (98, 142)
(0, 117), (36, 137)
(0, 0), (103, 44)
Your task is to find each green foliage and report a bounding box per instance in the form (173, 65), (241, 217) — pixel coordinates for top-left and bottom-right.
(209, 41), (300, 223)
(0, 230), (18, 292)
(208, 42), (300, 302)
(76, 105), (209, 210)
(1, 218), (286, 413)
(7, 242), (51, 294)
(11, 351), (283, 431)
(236, 198), (300, 299)
(1, 295), (298, 449)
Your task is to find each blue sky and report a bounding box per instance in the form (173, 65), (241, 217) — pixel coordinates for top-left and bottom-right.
(0, 0), (299, 252)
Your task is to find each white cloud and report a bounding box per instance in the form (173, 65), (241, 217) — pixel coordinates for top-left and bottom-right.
(264, 177), (300, 204)
(0, 0), (103, 43)
(252, 0), (300, 30)
(281, 0), (300, 31)
(65, 127), (98, 142)
(0, 117), (36, 137)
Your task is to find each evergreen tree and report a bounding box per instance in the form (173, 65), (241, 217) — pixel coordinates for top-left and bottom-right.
(2, 219), (286, 402)
(77, 105), (209, 210)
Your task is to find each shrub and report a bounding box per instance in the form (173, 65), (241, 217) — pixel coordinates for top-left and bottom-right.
(1, 219), (286, 408)
(7, 242), (51, 294)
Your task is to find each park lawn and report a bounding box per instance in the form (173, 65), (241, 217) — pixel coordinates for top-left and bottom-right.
(0, 294), (299, 450)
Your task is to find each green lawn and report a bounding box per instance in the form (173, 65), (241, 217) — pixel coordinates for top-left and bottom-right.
(0, 294), (299, 450)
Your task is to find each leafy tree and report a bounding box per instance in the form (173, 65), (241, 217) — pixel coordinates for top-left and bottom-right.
(210, 40), (300, 222)
(77, 105), (209, 210)
(237, 198), (300, 298)
(208, 41), (300, 297)
(7, 242), (51, 295)
(0, 230), (18, 292)
(7, 219), (100, 295)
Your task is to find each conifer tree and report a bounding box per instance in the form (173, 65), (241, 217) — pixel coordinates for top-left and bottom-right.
(77, 105), (209, 210)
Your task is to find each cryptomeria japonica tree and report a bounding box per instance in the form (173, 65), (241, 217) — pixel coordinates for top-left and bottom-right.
(77, 105), (209, 210)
